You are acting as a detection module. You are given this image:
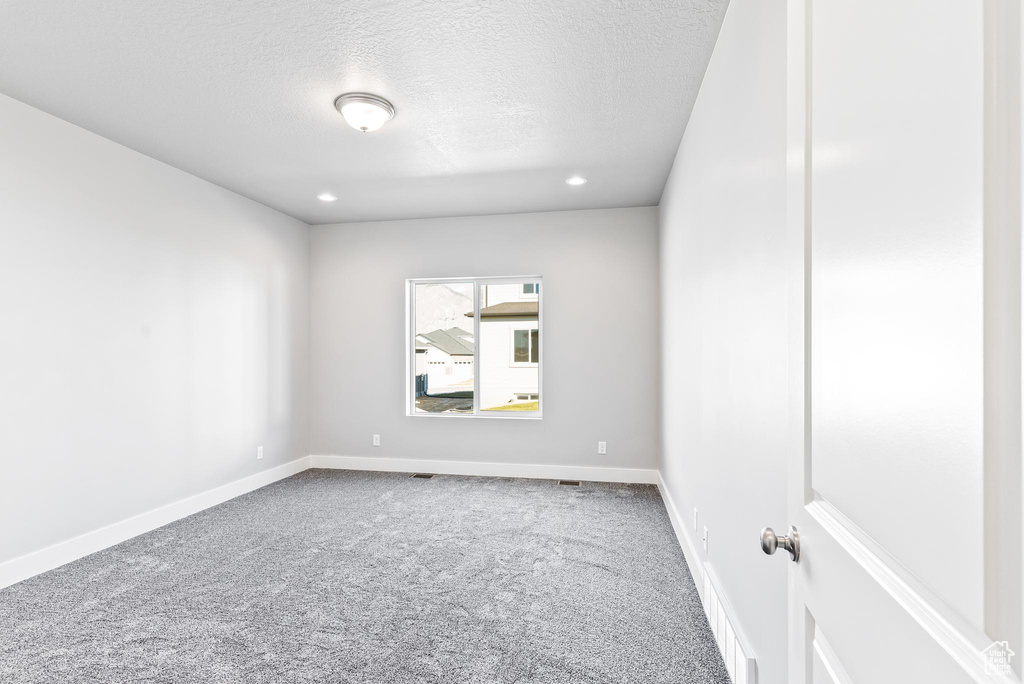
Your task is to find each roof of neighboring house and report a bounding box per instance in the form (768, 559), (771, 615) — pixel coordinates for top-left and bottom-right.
(419, 327), (474, 355)
(466, 302), (539, 318)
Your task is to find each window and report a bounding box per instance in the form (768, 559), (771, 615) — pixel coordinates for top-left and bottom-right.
(408, 276), (542, 417)
(511, 328), (539, 365)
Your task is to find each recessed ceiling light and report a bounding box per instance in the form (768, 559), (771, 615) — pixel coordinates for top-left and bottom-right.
(334, 93), (395, 133)
(565, 176), (588, 186)
(317, 193), (337, 202)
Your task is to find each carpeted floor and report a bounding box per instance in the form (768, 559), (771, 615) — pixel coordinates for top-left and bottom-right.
(0, 469), (729, 683)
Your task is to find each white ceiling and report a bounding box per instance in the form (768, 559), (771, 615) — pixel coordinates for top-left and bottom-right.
(0, 0), (727, 224)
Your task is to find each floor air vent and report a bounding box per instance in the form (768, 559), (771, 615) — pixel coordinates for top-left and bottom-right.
(411, 473), (435, 479)
(557, 480), (581, 487)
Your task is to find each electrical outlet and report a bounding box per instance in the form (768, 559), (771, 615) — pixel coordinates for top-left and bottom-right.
(597, 441), (607, 455)
(693, 507), (699, 532)
(257, 446), (264, 460)
(703, 525), (709, 553)
(372, 434), (380, 447)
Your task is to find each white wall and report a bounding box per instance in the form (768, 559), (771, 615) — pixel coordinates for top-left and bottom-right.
(310, 207), (660, 470)
(0, 93), (310, 566)
(658, 2), (788, 684)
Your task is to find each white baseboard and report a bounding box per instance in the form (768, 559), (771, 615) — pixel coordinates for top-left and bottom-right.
(657, 472), (757, 684)
(0, 456), (311, 590)
(656, 472), (705, 586)
(309, 454), (659, 484)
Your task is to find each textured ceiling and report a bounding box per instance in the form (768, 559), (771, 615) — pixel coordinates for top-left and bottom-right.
(0, 0), (727, 224)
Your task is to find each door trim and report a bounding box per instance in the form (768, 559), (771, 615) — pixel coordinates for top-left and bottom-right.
(982, 0), (1023, 657)
(811, 623), (854, 684)
(809, 498), (1018, 684)
(785, 0), (812, 680)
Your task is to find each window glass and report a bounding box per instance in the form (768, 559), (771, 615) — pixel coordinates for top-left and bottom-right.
(479, 281), (540, 413)
(514, 330), (530, 362)
(412, 282), (474, 414)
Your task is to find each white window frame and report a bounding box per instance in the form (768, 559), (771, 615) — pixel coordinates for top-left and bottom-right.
(406, 275), (543, 419)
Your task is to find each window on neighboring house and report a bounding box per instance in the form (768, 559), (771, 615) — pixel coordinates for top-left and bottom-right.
(512, 328), (539, 365)
(519, 283), (539, 299)
(408, 277), (542, 417)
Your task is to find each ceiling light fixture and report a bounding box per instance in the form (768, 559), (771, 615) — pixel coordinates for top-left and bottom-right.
(334, 93), (395, 133)
(565, 176), (588, 186)
(317, 193), (337, 202)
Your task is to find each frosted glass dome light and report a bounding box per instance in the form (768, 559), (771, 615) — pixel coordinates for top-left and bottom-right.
(334, 93), (395, 133)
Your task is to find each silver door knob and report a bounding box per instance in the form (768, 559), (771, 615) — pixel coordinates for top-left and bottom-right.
(760, 525), (800, 562)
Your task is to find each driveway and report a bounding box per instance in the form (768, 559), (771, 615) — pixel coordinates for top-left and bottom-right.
(415, 392), (473, 413)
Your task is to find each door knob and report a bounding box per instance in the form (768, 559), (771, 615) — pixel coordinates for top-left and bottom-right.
(760, 525), (800, 562)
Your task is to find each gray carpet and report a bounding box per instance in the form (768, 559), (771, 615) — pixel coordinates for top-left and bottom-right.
(0, 469), (729, 683)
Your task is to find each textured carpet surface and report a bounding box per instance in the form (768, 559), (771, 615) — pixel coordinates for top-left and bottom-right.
(0, 469), (728, 683)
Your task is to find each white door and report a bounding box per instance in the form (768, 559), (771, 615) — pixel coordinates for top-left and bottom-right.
(781, 1), (1022, 683)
